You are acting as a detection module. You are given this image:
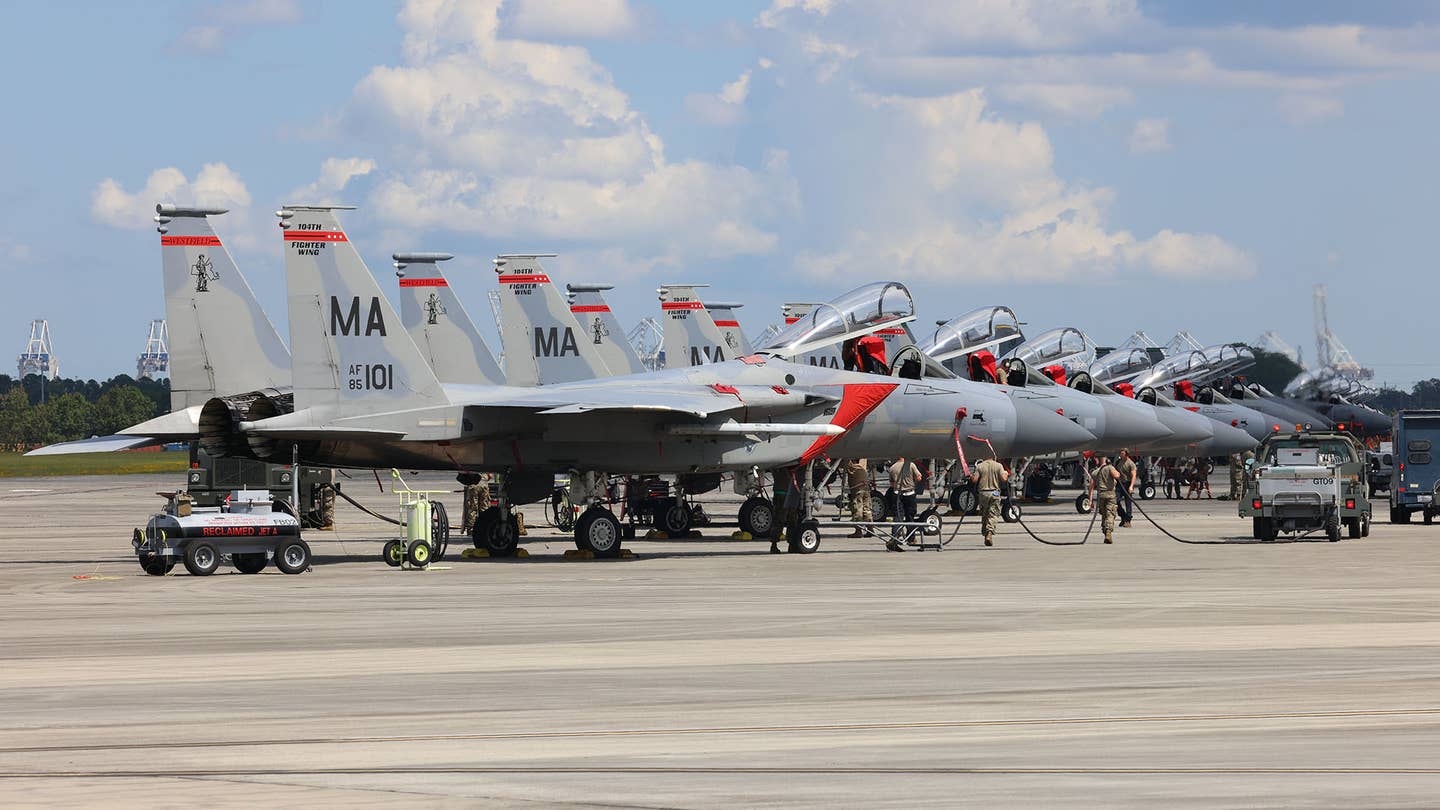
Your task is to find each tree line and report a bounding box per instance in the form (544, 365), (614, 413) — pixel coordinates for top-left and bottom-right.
(0, 374), (169, 451)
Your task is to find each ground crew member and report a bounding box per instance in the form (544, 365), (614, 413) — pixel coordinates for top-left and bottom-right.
(845, 458), (872, 536)
(461, 474), (490, 534)
(1116, 448), (1138, 528)
(886, 456), (922, 552)
(971, 456), (1009, 546)
(1225, 453), (1243, 500)
(1088, 455), (1122, 543)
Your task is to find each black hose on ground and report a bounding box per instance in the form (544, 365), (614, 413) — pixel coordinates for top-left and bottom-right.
(335, 487), (404, 526)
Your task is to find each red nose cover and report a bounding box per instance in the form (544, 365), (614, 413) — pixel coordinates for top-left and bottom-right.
(1042, 365), (1067, 386)
(1174, 380), (1195, 401)
(800, 382), (899, 463)
(1114, 382), (1135, 398)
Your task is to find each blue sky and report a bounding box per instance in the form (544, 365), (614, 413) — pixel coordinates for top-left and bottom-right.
(2, 0), (1436, 386)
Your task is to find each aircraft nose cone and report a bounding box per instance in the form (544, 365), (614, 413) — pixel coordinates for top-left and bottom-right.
(1200, 421), (1258, 456)
(1010, 401), (1097, 455)
(1164, 409), (1214, 446)
(1099, 400), (1172, 448)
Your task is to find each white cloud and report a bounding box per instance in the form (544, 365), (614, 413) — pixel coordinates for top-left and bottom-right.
(1123, 229), (1256, 279)
(684, 70), (752, 126)
(1277, 93), (1345, 125)
(1127, 118), (1171, 153)
(287, 157), (378, 204)
(348, 0), (796, 263)
(996, 83), (1133, 119)
(506, 0), (637, 39)
(92, 164), (252, 229)
(172, 0), (302, 54)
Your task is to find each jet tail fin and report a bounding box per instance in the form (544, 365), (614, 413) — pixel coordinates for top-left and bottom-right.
(156, 204), (290, 409)
(494, 255), (610, 385)
(395, 253), (504, 385)
(659, 284), (738, 367)
(566, 283), (645, 375)
(705, 301), (753, 356)
(280, 205), (448, 415)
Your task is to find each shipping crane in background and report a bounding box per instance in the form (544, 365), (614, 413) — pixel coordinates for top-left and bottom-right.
(136, 319), (169, 380)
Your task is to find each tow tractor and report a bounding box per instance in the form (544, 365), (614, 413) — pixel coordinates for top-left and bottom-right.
(132, 489), (309, 576)
(1239, 426), (1371, 541)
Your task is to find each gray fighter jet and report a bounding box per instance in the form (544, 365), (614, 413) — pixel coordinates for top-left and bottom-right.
(146, 206), (1095, 556)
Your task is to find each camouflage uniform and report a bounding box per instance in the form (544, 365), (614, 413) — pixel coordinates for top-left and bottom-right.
(845, 459), (872, 529)
(973, 458), (1006, 546)
(1226, 454), (1243, 500)
(463, 478), (490, 534)
(1093, 461), (1120, 542)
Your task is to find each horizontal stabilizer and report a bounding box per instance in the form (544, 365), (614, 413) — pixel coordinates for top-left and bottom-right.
(236, 424), (408, 440)
(24, 435), (163, 456)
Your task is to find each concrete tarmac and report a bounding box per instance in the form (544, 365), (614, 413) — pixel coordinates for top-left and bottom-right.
(2, 473), (1439, 808)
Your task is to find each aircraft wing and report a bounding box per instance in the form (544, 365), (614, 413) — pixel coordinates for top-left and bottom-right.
(24, 435), (164, 456)
(449, 381), (836, 421)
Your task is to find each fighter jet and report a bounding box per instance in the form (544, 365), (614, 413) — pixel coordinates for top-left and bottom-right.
(658, 284), (746, 366)
(202, 206), (1095, 556)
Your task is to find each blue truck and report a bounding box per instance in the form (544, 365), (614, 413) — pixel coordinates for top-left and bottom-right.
(1390, 410), (1440, 524)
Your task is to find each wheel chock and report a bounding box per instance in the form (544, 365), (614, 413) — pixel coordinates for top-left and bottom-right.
(563, 549), (596, 560)
(515, 548), (530, 558)
(730, 530), (753, 540)
(619, 549), (635, 559)
(646, 530), (668, 539)
(686, 530), (703, 538)
(461, 548), (490, 559)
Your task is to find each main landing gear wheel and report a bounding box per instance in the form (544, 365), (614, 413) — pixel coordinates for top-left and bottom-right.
(382, 540), (405, 567)
(1075, 494), (1092, 514)
(1001, 501), (1022, 523)
(474, 507), (520, 557)
(274, 540), (312, 574)
(787, 520), (821, 554)
(579, 509), (623, 558)
(183, 542), (220, 577)
(869, 490), (889, 522)
(950, 487), (978, 515)
(738, 497), (775, 538)
(233, 553), (268, 574)
(659, 498), (692, 535)
(139, 553), (173, 576)
(407, 540), (433, 567)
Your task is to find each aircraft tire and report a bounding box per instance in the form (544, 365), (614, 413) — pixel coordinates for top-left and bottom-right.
(918, 507), (942, 536)
(788, 521), (821, 554)
(659, 498), (692, 535)
(738, 497), (774, 538)
(870, 490), (889, 522)
(1001, 501), (1022, 523)
(583, 510), (623, 558)
(1075, 494), (1092, 514)
(1140, 483), (1157, 501)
